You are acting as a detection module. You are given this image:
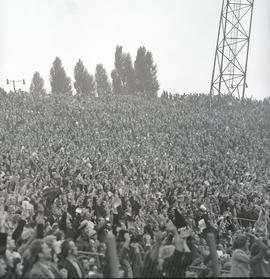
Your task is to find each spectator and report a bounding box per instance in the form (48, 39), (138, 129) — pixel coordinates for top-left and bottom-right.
(230, 235), (250, 277)
(58, 239), (84, 278)
(28, 239), (55, 279)
(250, 237), (270, 277)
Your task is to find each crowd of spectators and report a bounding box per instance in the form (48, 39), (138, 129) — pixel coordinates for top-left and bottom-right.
(0, 90), (270, 278)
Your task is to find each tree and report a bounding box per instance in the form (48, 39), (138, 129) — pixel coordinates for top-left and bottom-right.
(114, 45), (125, 94)
(0, 87), (6, 96)
(95, 64), (112, 98)
(74, 59), (95, 97)
(111, 69), (122, 95)
(112, 45), (137, 95)
(134, 46), (159, 98)
(123, 53), (136, 95)
(50, 57), (72, 95)
(29, 71), (46, 96)
(134, 47), (147, 94)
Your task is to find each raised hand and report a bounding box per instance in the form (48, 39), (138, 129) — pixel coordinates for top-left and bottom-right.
(36, 213), (45, 225)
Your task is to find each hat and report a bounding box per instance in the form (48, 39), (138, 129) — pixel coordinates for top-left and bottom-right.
(204, 181), (210, 186)
(79, 220), (95, 230)
(200, 204), (207, 211)
(108, 191), (113, 197)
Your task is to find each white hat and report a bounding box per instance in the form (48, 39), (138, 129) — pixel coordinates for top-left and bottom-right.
(79, 220), (95, 230)
(108, 191), (113, 197)
(200, 204), (207, 211)
(204, 181), (210, 186)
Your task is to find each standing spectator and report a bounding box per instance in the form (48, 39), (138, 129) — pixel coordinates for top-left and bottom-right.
(28, 239), (55, 279)
(250, 237), (270, 277)
(58, 239), (84, 278)
(230, 235), (250, 277)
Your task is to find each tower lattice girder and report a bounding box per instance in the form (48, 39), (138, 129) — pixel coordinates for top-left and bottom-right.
(210, 0), (254, 100)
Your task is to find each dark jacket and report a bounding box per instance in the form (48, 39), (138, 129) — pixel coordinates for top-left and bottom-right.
(0, 232), (7, 256)
(163, 250), (192, 278)
(58, 257), (84, 278)
(76, 235), (92, 252)
(58, 212), (78, 240)
(12, 219), (26, 242)
(140, 250), (162, 278)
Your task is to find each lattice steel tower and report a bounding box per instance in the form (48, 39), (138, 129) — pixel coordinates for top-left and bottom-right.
(210, 0), (254, 101)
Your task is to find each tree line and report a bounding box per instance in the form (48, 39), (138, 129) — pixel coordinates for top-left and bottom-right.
(29, 45), (159, 99)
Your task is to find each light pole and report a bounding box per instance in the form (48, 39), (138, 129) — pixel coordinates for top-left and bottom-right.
(6, 79), (25, 93)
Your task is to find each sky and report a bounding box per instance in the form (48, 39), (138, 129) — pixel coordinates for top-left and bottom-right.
(0, 0), (269, 100)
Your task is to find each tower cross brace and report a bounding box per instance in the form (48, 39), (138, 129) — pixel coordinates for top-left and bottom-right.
(210, 0), (254, 102)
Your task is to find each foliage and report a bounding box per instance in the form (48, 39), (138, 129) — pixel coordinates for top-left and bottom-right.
(50, 57), (72, 95)
(95, 64), (112, 98)
(134, 46), (159, 98)
(29, 71), (46, 96)
(74, 59), (95, 97)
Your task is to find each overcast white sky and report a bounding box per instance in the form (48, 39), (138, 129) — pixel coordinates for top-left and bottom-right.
(0, 0), (269, 99)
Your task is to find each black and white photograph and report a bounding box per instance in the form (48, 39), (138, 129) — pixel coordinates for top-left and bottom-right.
(0, 0), (270, 278)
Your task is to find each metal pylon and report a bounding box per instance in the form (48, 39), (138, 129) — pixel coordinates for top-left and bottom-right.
(209, 0), (254, 103)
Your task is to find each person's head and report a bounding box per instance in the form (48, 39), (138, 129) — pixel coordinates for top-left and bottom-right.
(44, 235), (57, 250)
(61, 239), (78, 258)
(29, 239), (52, 263)
(89, 257), (96, 269)
(232, 235), (248, 251)
(81, 257), (90, 272)
(51, 223), (59, 234)
(21, 227), (35, 244)
(128, 226), (136, 236)
(217, 244), (223, 250)
(250, 240), (264, 257)
(44, 235), (59, 261)
(98, 243), (106, 254)
(12, 256), (24, 276)
(0, 256), (7, 277)
(97, 217), (105, 225)
(193, 233), (200, 244)
(55, 230), (65, 241)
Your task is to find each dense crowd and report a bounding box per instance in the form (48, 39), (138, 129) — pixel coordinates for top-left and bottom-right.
(0, 90), (270, 278)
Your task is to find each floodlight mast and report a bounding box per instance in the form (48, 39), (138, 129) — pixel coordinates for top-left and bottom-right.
(6, 79), (25, 93)
(209, 0), (254, 107)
